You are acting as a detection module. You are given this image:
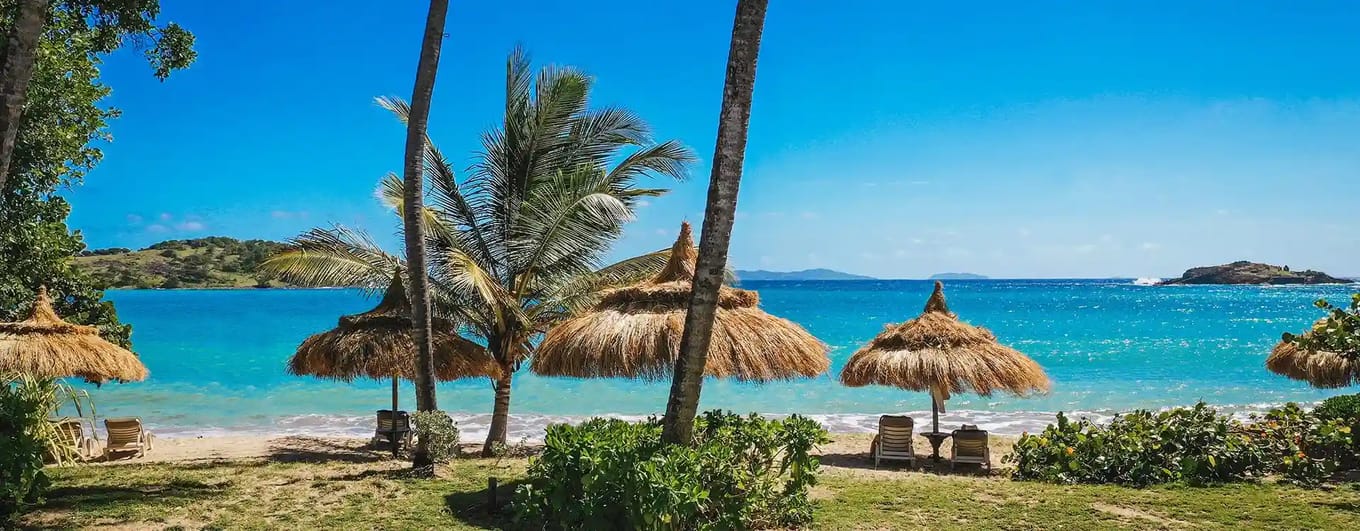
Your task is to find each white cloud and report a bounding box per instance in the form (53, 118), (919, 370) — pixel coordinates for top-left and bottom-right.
(1099, 234), (1115, 243)
(893, 249), (908, 258)
(159, 213), (173, 221)
(271, 210), (310, 220)
(799, 211), (820, 220)
(1215, 209), (1230, 216)
(635, 200), (651, 208)
(176, 221), (206, 232)
(146, 224), (169, 233)
(1075, 244), (1098, 254)
(1141, 242), (1162, 251)
(654, 228), (670, 236)
(126, 214), (143, 225)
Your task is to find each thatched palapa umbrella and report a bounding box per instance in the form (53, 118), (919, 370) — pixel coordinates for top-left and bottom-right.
(841, 282), (1049, 443)
(1266, 319), (1358, 388)
(532, 222), (829, 381)
(0, 286), (148, 384)
(289, 272), (500, 416)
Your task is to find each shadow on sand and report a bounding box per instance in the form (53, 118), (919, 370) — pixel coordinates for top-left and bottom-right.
(266, 435), (393, 464)
(817, 451), (997, 477)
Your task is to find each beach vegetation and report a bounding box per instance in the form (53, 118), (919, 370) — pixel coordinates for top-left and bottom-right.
(513, 411), (828, 529)
(1284, 293), (1360, 358)
(0, 374), (51, 523)
(410, 410), (460, 463)
(265, 48), (694, 456)
(1, 373), (95, 522)
(1010, 402), (1356, 487)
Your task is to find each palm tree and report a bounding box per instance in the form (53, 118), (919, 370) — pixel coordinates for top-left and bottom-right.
(265, 48), (695, 456)
(398, 0), (450, 469)
(0, 0), (50, 190)
(660, 0), (769, 445)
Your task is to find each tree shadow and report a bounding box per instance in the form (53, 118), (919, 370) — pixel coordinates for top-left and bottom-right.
(35, 477), (225, 514)
(442, 478), (524, 529)
(1312, 500), (1360, 515)
(266, 435), (393, 464)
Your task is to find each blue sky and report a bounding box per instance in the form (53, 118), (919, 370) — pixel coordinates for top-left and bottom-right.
(67, 0), (1360, 279)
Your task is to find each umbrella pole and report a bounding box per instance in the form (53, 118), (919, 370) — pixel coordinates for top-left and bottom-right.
(932, 399), (939, 435)
(391, 377), (400, 457)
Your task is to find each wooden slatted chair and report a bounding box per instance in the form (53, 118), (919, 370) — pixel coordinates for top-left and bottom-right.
(52, 417), (96, 461)
(871, 415), (916, 468)
(372, 409), (412, 452)
(103, 417), (154, 459)
(950, 425), (991, 471)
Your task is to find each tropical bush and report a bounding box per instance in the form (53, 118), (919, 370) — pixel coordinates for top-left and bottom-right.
(1010, 402), (1355, 487)
(1, 375), (55, 523)
(513, 411), (829, 530)
(410, 410), (459, 463)
(1307, 393), (1360, 467)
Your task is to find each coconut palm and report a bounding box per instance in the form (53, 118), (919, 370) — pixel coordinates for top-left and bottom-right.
(265, 47), (695, 455)
(661, 0), (769, 445)
(397, 0), (450, 469)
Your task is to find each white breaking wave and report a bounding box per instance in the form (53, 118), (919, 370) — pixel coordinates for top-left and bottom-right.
(150, 402), (1319, 442)
(1132, 277), (1161, 286)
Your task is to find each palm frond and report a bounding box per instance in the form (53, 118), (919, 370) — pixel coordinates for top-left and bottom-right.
(261, 226), (400, 290)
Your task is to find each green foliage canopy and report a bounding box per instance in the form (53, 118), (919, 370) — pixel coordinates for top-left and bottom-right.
(0, 1), (194, 346)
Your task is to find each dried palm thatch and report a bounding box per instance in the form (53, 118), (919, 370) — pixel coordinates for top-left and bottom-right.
(1266, 320), (1358, 388)
(0, 286), (148, 384)
(841, 282), (1050, 396)
(288, 272), (500, 383)
(532, 222), (829, 381)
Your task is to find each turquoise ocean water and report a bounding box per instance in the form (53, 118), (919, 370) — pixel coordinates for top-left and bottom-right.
(72, 280), (1358, 440)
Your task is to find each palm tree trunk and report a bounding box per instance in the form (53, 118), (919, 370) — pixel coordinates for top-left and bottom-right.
(661, 0), (768, 445)
(0, 0), (49, 192)
(402, 0), (449, 469)
(481, 360), (514, 456)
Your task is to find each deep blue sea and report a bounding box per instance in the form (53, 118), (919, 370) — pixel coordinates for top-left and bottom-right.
(73, 280), (1359, 440)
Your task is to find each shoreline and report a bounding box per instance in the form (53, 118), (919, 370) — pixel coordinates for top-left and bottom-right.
(124, 400), (1325, 444)
(83, 431), (1019, 467)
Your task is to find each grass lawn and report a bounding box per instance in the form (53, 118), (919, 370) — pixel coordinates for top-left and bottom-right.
(22, 453), (1360, 530)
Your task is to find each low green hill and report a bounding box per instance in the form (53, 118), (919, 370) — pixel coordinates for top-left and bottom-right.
(75, 237), (292, 289)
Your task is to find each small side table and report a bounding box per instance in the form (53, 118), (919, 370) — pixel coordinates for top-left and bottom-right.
(922, 431), (952, 462)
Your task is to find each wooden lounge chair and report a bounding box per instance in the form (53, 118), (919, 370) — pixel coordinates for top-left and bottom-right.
(870, 415), (916, 468)
(950, 425), (991, 471)
(371, 410), (412, 453)
(103, 417), (154, 459)
(52, 417), (95, 461)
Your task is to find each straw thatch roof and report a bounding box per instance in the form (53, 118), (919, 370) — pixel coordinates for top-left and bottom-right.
(289, 273), (500, 382)
(0, 286), (148, 384)
(840, 282), (1049, 398)
(1266, 320), (1358, 388)
(532, 222), (829, 381)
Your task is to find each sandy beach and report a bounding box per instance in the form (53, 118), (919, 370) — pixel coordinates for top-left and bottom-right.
(86, 431), (1020, 472)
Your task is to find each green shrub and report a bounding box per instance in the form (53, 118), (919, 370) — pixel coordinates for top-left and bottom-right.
(1313, 394), (1360, 468)
(1010, 402), (1355, 487)
(1314, 393), (1360, 422)
(1245, 403), (1354, 485)
(410, 410), (459, 463)
(1, 375), (55, 523)
(513, 411), (829, 530)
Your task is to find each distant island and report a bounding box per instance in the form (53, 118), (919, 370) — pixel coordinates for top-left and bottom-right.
(1158, 261), (1351, 285)
(735, 268), (875, 281)
(75, 237), (298, 289)
(929, 272), (989, 280)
